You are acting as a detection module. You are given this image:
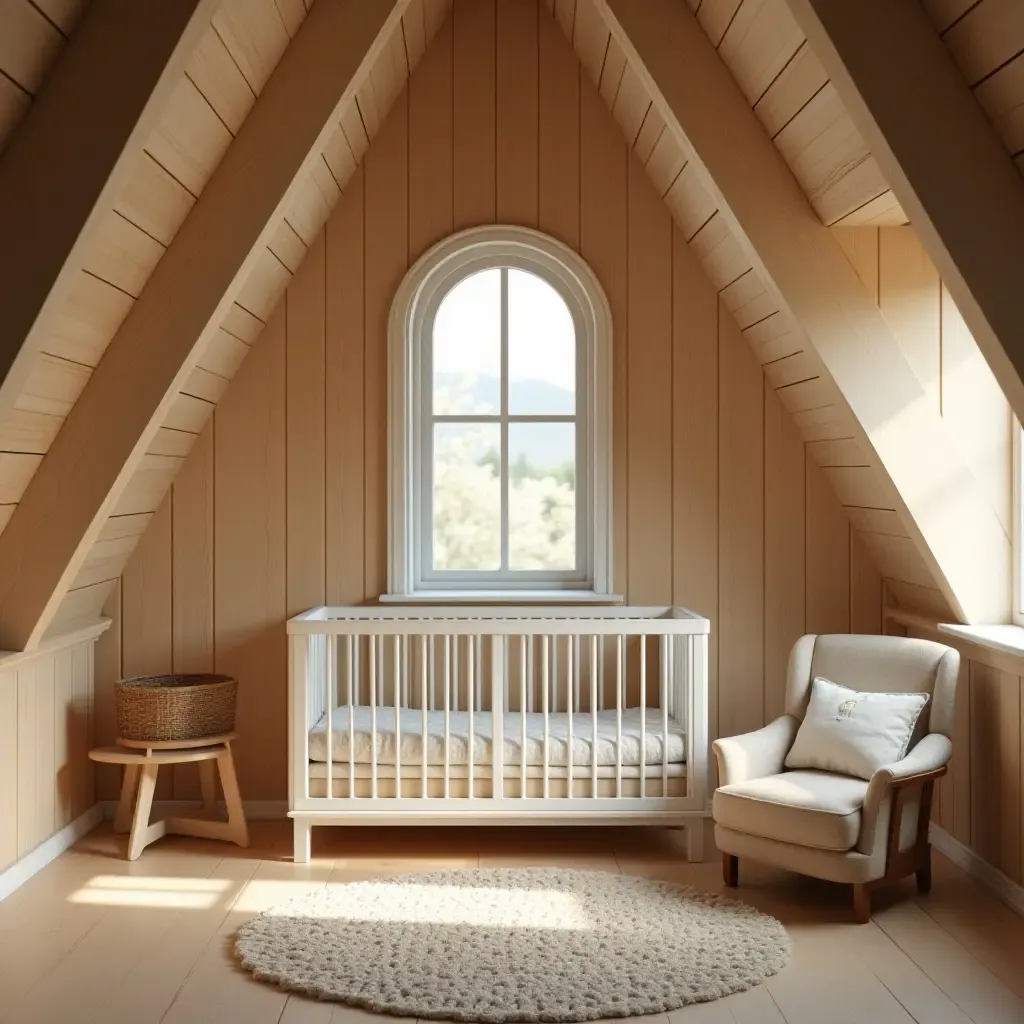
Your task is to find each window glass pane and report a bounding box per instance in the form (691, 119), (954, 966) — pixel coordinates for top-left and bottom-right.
(508, 269), (575, 415)
(508, 422), (576, 570)
(433, 423), (501, 571)
(433, 269), (501, 415)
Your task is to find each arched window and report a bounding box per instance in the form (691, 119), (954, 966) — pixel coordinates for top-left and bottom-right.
(388, 226), (613, 599)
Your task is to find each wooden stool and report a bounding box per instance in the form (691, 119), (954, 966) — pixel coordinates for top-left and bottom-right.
(89, 733), (249, 860)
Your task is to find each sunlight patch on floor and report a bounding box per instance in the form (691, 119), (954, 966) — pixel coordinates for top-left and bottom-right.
(68, 875), (232, 908)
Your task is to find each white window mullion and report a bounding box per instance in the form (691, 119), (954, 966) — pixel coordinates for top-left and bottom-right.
(500, 267), (510, 573)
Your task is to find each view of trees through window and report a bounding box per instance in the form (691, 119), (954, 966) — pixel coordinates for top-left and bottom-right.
(430, 267), (578, 574)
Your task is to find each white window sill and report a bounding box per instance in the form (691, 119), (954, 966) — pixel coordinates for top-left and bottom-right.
(379, 591), (625, 605)
(937, 622), (1024, 659)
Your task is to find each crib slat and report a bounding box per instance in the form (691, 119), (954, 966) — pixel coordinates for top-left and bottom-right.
(662, 634), (670, 794)
(370, 634), (378, 799)
(422, 635), (429, 799)
(590, 634), (598, 797)
(444, 634), (451, 799)
(468, 635), (475, 798)
(491, 635), (504, 800)
(566, 635), (574, 798)
(640, 634), (646, 799)
(520, 635), (527, 798)
(542, 634), (550, 799)
(325, 634), (334, 800)
(615, 634), (623, 798)
(394, 634), (402, 800)
(347, 635), (355, 799)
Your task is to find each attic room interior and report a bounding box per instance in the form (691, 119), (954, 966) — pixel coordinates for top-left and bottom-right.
(2, 0), (1024, 1019)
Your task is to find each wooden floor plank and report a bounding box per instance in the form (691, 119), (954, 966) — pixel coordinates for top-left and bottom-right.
(0, 824), (1021, 1024)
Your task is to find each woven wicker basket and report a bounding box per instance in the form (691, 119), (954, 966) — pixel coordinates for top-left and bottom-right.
(115, 674), (237, 742)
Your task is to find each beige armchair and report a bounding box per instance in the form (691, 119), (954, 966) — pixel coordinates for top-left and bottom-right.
(712, 633), (958, 922)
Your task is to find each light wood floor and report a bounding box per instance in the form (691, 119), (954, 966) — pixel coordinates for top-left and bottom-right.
(1, 822), (1022, 1024)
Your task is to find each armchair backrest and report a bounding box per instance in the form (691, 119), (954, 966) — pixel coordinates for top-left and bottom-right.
(785, 634), (959, 739)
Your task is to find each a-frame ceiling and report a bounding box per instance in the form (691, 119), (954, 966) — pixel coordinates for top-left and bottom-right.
(0, 0), (1020, 648)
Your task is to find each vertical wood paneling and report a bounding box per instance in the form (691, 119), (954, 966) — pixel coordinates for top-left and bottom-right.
(538, 8), (580, 249)
(849, 527), (882, 634)
(764, 381), (805, 720)
(805, 458), (850, 634)
(325, 169), (366, 604)
(286, 236), (327, 613)
(101, 3), (871, 801)
(671, 227), (720, 748)
(496, 0), (538, 227)
(718, 307), (764, 737)
(214, 305), (287, 800)
(93, 582), (122, 800)
(121, 496), (173, 799)
(0, 668), (15, 868)
(170, 424), (214, 798)
(409, 13), (454, 257)
(363, 92), (409, 601)
(626, 158), (673, 603)
(453, 0), (496, 229)
(580, 73), (628, 600)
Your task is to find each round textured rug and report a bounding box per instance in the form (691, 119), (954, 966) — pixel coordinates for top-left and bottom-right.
(235, 867), (790, 1022)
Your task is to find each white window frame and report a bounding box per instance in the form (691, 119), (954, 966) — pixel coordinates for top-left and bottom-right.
(387, 225), (613, 600)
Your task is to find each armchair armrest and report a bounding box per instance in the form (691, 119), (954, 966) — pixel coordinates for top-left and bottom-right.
(712, 715), (800, 787)
(858, 733), (952, 855)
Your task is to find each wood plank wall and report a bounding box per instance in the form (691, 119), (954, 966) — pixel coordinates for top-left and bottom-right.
(95, 0), (881, 802)
(833, 225), (1013, 619)
(892, 621), (1024, 891)
(0, 626), (102, 873)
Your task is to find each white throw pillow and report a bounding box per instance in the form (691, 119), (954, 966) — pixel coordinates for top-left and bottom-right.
(785, 676), (929, 781)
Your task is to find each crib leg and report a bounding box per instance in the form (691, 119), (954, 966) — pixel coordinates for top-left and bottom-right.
(685, 820), (704, 863)
(293, 819), (312, 864)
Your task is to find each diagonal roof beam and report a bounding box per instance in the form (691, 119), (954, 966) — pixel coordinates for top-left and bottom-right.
(602, 0), (1010, 625)
(785, 0), (1024, 429)
(0, 0), (219, 424)
(0, 0), (412, 651)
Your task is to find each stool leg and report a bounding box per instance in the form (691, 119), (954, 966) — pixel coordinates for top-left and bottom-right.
(216, 747), (249, 848)
(114, 764), (140, 834)
(199, 760), (218, 816)
(128, 764), (159, 860)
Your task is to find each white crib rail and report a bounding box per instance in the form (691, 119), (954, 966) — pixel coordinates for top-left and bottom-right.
(288, 606), (709, 860)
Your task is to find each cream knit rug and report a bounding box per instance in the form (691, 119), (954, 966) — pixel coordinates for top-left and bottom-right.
(235, 867), (790, 1022)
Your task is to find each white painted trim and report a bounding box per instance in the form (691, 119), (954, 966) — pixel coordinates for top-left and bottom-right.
(930, 823), (1024, 920)
(0, 804), (104, 903)
(0, 617), (111, 669)
(100, 798), (289, 821)
(388, 225), (614, 598)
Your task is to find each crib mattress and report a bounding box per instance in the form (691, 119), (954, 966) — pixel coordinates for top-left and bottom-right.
(308, 705), (685, 768)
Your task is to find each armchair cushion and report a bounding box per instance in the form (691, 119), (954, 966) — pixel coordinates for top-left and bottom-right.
(713, 770), (868, 852)
(784, 676), (930, 780)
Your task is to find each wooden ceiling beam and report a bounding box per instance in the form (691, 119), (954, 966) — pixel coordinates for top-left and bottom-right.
(603, 0), (1011, 624)
(0, 0), (412, 650)
(0, 0), (218, 424)
(785, 0), (1024, 430)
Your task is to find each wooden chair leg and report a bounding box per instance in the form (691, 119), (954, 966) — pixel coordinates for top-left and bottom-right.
(916, 845), (933, 894)
(852, 883), (872, 923)
(216, 746), (249, 848)
(128, 764), (160, 861)
(113, 763), (139, 834)
(723, 853), (738, 887)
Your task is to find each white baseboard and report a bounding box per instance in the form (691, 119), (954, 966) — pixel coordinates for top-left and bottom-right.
(99, 798), (289, 821)
(0, 805), (105, 903)
(930, 823), (1024, 919)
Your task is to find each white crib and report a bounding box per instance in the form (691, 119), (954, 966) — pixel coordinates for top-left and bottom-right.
(288, 606), (710, 863)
